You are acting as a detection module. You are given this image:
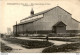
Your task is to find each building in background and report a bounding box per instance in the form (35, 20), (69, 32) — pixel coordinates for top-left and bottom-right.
(13, 6), (80, 36)
(7, 28), (11, 35)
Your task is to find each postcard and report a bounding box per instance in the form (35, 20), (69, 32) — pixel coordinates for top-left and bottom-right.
(0, 0), (80, 54)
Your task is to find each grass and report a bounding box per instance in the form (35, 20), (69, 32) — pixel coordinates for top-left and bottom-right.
(2, 38), (53, 49)
(1, 42), (12, 52)
(42, 43), (80, 53)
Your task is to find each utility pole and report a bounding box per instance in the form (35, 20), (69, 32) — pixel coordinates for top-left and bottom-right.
(16, 21), (17, 36)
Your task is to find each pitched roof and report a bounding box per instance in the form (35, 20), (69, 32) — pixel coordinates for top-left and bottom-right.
(18, 6), (80, 25)
(20, 6), (71, 21)
(53, 21), (67, 26)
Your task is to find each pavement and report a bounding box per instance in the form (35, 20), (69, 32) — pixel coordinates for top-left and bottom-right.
(0, 38), (45, 53)
(1, 37), (79, 53)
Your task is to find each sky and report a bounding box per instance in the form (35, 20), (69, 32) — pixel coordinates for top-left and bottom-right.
(0, 0), (80, 33)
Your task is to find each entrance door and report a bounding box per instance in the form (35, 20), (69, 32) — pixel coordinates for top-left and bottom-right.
(56, 26), (66, 33)
(52, 21), (66, 34)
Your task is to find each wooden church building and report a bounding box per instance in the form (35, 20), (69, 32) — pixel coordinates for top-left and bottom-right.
(13, 6), (80, 36)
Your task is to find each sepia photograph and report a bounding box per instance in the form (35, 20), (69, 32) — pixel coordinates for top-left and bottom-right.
(0, 0), (80, 53)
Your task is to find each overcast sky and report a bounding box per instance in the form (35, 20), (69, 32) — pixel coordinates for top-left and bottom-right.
(0, 0), (80, 33)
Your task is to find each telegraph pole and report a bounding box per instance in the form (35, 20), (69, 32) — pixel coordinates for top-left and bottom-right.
(16, 21), (17, 36)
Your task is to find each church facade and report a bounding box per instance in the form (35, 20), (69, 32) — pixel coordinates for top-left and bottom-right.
(13, 6), (80, 36)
